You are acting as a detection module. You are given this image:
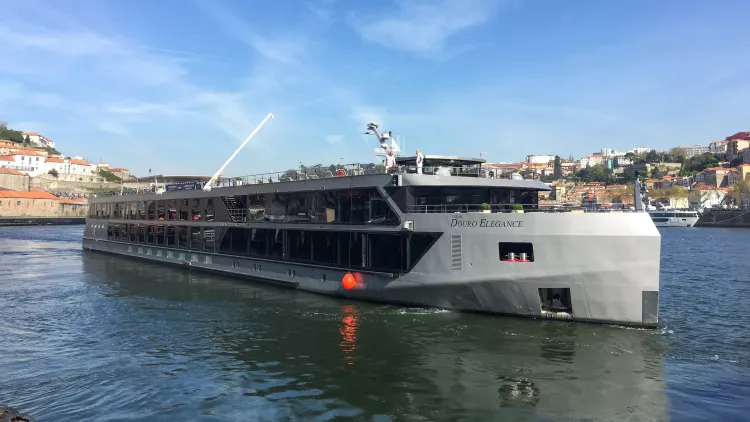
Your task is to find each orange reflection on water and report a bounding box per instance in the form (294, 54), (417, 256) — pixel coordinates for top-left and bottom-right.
(338, 305), (359, 366)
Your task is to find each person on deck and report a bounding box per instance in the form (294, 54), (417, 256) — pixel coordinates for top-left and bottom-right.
(385, 149), (396, 173)
(416, 149), (424, 174)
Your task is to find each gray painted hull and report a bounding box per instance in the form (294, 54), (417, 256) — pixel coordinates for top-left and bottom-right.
(82, 210), (660, 327)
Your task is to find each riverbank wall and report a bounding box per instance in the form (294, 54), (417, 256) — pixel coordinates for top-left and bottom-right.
(696, 209), (750, 228)
(0, 217), (86, 226)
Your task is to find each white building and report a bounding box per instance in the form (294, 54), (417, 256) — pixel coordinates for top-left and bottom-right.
(709, 140), (729, 154)
(630, 147), (650, 155)
(600, 148), (617, 157)
(0, 151), (47, 176)
(615, 156), (633, 167)
(45, 157), (93, 176)
(526, 155), (555, 164)
(678, 145), (709, 158)
(579, 155), (604, 168)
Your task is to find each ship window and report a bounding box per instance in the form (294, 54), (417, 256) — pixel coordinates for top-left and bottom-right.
(248, 195), (266, 222)
(287, 230), (310, 262)
(166, 226), (176, 246)
(191, 198), (202, 221)
(338, 232), (365, 268)
(203, 228), (215, 252)
(219, 228), (248, 255)
(146, 225), (156, 244)
(265, 193), (286, 221)
(205, 198), (215, 222)
(146, 201), (155, 220)
(157, 201), (166, 220)
(107, 224), (114, 240)
(129, 225), (137, 242)
(178, 226), (189, 249)
(180, 200), (188, 221)
(369, 234), (405, 272)
(311, 231), (337, 264)
(155, 225), (165, 245)
(137, 225), (146, 243)
(287, 192), (310, 223)
(249, 228), (271, 257)
(368, 189), (399, 225)
(167, 199), (177, 220)
(313, 191), (336, 223)
(138, 202), (146, 220)
(190, 227), (202, 249)
(269, 229), (283, 259)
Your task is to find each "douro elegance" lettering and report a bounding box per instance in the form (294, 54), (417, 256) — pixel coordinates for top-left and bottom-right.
(450, 219), (523, 228)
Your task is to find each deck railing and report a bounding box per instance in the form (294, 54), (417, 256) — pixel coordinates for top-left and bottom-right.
(405, 203), (637, 213)
(95, 164), (522, 197)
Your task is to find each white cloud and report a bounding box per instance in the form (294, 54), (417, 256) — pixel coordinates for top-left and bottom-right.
(326, 134), (344, 144)
(194, 0), (308, 64)
(349, 0), (499, 56)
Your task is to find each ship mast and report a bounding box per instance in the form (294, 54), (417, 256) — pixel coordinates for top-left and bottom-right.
(203, 113), (275, 191)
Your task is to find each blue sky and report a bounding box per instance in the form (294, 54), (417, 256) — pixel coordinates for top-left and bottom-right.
(1, 0), (749, 176)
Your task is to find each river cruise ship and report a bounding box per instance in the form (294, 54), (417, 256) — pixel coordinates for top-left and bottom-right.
(648, 210), (700, 227)
(83, 123), (661, 327)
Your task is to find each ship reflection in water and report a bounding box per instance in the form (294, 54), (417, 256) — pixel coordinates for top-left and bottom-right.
(71, 255), (670, 421)
(338, 305), (359, 366)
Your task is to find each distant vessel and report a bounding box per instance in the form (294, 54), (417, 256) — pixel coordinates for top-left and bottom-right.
(82, 118), (661, 328)
(648, 210), (700, 227)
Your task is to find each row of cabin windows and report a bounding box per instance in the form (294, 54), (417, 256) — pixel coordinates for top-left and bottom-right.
(90, 188), (399, 225)
(106, 224), (437, 273)
(404, 187), (540, 211)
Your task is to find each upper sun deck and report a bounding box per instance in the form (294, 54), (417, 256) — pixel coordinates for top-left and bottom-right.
(93, 157), (550, 202)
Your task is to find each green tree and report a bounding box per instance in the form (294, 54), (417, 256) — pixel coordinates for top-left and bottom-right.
(47, 168), (59, 178)
(23, 135), (31, 146)
(577, 163), (614, 183)
(645, 150), (661, 163)
(730, 180), (750, 205)
(680, 152), (719, 176)
(97, 168), (122, 182)
(665, 147), (687, 163)
(553, 155), (562, 178)
(650, 166), (663, 179)
(0, 122), (24, 143)
(540, 174), (556, 183)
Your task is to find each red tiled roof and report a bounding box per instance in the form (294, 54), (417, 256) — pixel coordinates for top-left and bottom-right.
(0, 156), (14, 161)
(726, 132), (750, 141)
(0, 168), (26, 175)
(21, 132), (40, 136)
(46, 157), (65, 163)
(0, 190), (59, 200)
(69, 159), (90, 165)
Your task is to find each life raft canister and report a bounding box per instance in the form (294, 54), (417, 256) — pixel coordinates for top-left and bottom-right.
(336, 169), (346, 177)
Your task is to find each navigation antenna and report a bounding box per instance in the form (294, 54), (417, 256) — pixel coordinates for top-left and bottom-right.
(363, 122), (402, 162)
(203, 113), (275, 191)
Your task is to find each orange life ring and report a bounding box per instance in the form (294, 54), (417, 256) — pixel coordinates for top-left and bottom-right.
(336, 169), (346, 177)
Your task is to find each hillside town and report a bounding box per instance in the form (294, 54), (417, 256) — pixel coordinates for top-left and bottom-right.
(0, 124), (131, 219)
(481, 131), (750, 210)
(1, 121), (749, 219)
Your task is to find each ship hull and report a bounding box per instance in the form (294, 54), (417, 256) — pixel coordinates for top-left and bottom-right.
(82, 210), (660, 327)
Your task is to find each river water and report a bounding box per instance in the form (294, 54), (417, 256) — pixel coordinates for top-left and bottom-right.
(0, 226), (748, 421)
